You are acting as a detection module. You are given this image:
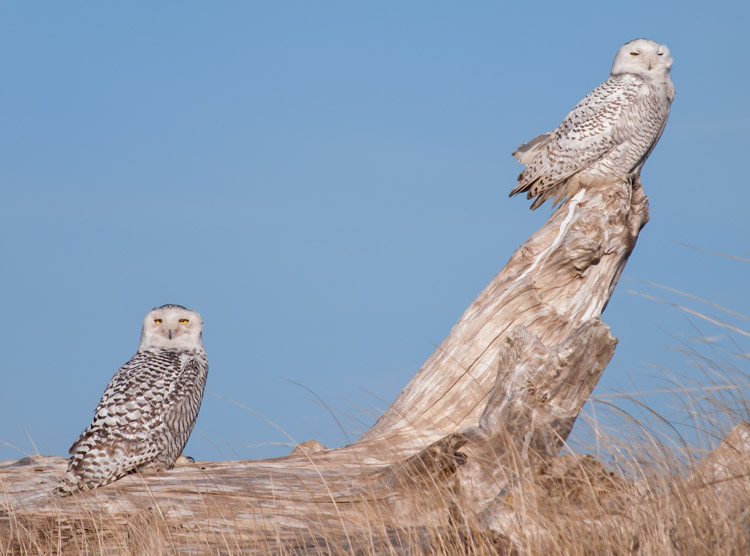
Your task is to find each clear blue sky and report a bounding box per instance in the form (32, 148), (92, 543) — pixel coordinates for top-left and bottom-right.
(2, 2), (748, 462)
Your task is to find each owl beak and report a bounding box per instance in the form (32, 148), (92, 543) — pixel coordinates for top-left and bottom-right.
(168, 329), (173, 340)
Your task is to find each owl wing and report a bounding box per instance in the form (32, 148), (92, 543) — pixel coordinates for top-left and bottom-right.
(65, 351), (183, 480)
(160, 356), (209, 451)
(510, 74), (645, 201)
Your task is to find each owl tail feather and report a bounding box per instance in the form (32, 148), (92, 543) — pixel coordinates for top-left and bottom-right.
(513, 132), (553, 165)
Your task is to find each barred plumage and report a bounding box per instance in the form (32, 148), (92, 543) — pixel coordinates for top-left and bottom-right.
(56, 304), (208, 494)
(510, 38), (675, 210)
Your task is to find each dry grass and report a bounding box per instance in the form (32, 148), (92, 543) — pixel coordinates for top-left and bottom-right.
(3, 282), (749, 555)
(3, 383), (747, 555)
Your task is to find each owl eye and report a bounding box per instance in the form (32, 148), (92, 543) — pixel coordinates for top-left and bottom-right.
(179, 318), (189, 324)
(630, 52), (639, 56)
(154, 318), (163, 324)
(657, 52), (664, 56)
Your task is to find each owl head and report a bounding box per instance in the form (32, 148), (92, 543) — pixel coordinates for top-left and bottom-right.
(139, 304), (204, 350)
(611, 38), (672, 77)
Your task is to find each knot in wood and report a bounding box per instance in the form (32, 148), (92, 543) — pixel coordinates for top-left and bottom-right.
(563, 220), (604, 274)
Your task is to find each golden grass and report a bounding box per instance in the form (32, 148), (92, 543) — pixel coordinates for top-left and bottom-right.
(3, 281), (749, 555)
(4, 379), (748, 555)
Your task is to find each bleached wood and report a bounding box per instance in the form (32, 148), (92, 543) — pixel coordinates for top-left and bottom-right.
(2, 180), (650, 553)
(362, 181), (646, 449)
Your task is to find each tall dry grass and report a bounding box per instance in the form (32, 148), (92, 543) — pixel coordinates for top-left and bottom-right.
(2, 270), (749, 555)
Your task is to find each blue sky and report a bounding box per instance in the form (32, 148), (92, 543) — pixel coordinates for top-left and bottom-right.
(2, 2), (748, 462)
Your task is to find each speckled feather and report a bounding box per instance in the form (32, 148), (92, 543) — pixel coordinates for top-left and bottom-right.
(57, 305), (208, 493)
(510, 39), (674, 210)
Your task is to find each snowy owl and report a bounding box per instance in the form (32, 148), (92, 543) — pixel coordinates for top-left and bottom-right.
(509, 38), (674, 210)
(56, 304), (208, 493)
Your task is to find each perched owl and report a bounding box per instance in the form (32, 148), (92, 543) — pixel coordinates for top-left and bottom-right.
(56, 304), (208, 494)
(510, 38), (674, 210)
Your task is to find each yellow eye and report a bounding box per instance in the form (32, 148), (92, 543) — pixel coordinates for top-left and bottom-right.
(179, 318), (189, 324)
(630, 52), (639, 56)
(154, 318), (162, 324)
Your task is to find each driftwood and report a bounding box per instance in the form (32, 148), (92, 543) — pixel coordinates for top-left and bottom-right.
(6, 179), (742, 554)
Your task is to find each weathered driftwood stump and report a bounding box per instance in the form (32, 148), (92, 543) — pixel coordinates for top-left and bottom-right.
(1, 180), (650, 553)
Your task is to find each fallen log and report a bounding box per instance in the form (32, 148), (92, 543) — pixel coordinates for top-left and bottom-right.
(2, 179), (651, 554)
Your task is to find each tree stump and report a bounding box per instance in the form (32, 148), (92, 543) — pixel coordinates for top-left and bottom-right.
(1, 180), (652, 554)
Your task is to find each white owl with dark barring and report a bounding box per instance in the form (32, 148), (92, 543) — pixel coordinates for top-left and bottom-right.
(56, 304), (208, 493)
(510, 38), (675, 210)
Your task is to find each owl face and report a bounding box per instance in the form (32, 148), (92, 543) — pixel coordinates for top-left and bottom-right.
(139, 304), (203, 350)
(611, 39), (672, 77)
